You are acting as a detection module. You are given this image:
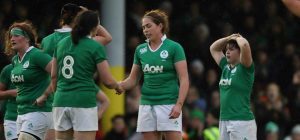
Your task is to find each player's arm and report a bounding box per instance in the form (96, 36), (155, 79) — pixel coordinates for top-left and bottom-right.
(35, 60), (53, 106)
(119, 64), (142, 90)
(282, 0), (300, 17)
(236, 36), (253, 68)
(93, 25), (112, 46)
(51, 58), (57, 92)
(210, 34), (239, 65)
(210, 37), (228, 66)
(0, 83), (17, 99)
(97, 60), (123, 93)
(169, 60), (189, 119)
(96, 90), (110, 119)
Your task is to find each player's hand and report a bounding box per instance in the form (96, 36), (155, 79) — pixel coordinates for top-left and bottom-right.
(34, 94), (47, 106)
(115, 83), (124, 95)
(79, 6), (88, 11)
(227, 33), (240, 41)
(169, 104), (182, 119)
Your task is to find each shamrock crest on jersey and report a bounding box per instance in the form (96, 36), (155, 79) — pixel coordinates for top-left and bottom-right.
(23, 60), (29, 68)
(160, 50), (168, 59)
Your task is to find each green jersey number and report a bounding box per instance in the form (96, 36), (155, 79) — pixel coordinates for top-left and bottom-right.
(62, 55), (74, 79)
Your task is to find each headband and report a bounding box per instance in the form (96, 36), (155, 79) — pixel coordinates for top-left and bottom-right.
(10, 28), (29, 39)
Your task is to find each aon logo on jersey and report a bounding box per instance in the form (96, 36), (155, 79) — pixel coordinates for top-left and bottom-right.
(219, 78), (231, 86)
(143, 64), (163, 73)
(11, 74), (24, 83)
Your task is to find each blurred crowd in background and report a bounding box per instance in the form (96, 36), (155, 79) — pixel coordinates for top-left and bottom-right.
(0, 0), (300, 139)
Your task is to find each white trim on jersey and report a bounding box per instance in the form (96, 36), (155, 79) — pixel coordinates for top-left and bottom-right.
(55, 27), (72, 33)
(147, 34), (167, 52)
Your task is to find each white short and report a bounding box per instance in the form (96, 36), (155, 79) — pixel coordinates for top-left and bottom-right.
(219, 120), (257, 140)
(136, 105), (182, 132)
(4, 120), (18, 140)
(53, 107), (98, 131)
(16, 112), (53, 139)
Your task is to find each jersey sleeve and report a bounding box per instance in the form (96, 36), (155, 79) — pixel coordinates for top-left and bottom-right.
(53, 45), (57, 58)
(133, 47), (141, 66)
(0, 65), (12, 86)
(33, 50), (52, 69)
(241, 62), (255, 73)
(219, 57), (228, 70)
(94, 44), (107, 64)
(173, 43), (186, 63)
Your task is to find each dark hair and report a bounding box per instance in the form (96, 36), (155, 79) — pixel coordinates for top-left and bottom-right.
(5, 21), (38, 55)
(143, 9), (169, 34)
(227, 39), (240, 50)
(111, 114), (124, 123)
(71, 10), (99, 44)
(60, 3), (82, 26)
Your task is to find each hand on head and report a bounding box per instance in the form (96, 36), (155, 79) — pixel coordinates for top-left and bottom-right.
(79, 6), (88, 11)
(227, 33), (242, 41)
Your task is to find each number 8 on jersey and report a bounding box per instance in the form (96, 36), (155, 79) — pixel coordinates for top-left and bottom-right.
(62, 55), (74, 79)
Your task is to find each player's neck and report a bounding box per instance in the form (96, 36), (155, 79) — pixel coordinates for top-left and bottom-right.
(17, 45), (30, 61)
(229, 61), (239, 68)
(149, 40), (162, 49)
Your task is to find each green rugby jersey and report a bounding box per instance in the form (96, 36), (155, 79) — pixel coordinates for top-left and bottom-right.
(11, 47), (53, 115)
(219, 57), (255, 120)
(41, 28), (71, 56)
(53, 36), (106, 107)
(134, 35), (186, 105)
(0, 64), (17, 121)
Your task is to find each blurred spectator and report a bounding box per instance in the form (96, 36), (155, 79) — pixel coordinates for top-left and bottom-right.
(188, 109), (205, 140)
(203, 68), (218, 102)
(265, 121), (280, 140)
(256, 82), (290, 139)
(186, 85), (206, 111)
(255, 49), (271, 85)
(284, 124), (300, 140)
(209, 90), (220, 111)
(292, 125), (300, 140)
(104, 115), (128, 140)
(203, 109), (219, 140)
(189, 59), (205, 90)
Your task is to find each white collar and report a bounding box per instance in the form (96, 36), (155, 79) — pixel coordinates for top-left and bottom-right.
(18, 46), (34, 63)
(55, 27), (72, 32)
(146, 34), (167, 52)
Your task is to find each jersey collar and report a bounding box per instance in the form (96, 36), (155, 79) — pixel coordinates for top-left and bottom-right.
(146, 34), (167, 52)
(55, 27), (72, 33)
(18, 46), (34, 63)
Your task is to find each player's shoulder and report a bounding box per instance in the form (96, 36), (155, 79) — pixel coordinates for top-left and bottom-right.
(2, 64), (13, 72)
(41, 33), (55, 44)
(165, 39), (182, 46)
(79, 37), (98, 45)
(135, 43), (148, 50)
(134, 43), (148, 56)
(57, 35), (71, 45)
